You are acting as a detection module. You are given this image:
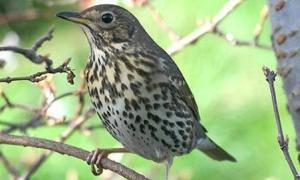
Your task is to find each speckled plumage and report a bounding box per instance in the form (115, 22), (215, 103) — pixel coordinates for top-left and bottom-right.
(57, 4), (236, 179)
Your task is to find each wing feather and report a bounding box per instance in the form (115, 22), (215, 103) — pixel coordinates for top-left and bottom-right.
(159, 56), (201, 121)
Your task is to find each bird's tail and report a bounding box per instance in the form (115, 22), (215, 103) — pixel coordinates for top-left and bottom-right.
(196, 137), (236, 162)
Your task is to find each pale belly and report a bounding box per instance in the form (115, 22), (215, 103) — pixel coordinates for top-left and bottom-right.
(85, 55), (196, 162)
(88, 82), (196, 162)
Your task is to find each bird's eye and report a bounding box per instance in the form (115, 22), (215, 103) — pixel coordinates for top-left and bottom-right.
(101, 13), (114, 24)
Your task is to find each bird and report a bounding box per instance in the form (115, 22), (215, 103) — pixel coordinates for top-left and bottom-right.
(57, 4), (236, 179)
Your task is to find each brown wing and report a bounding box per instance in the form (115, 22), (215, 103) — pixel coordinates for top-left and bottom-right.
(159, 56), (201, 121)
(138, 47), (208, 136)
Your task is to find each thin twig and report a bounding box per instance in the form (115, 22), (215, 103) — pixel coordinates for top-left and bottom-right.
(0, 27), (54, 64)
(82, 124), (105, 131)
(1, 117), (43, 134)
(0, 58), (74, 84)
(213, 27), (271, 50)
(22, 81), (88, 178)
(0, 151), (19, 178)
(254, 5), (268, 43)
(42, 91), (75, 111)
(1, 91), (67, 133)
(0, 28), (75, 85)
(212, 5), (270, 50)
(1, 91), (42, 113)
(148, 3), (180, 42)
(0, 133), (149, 180)
(263, 66), (300, 180)
(167, 0), (243, 56)
(0, 91), (87, 134)
(22, 108), (95, 178)
(32, 28), (54, 51)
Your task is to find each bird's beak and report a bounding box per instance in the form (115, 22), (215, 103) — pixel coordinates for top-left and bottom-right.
(56, 11), (89, 25)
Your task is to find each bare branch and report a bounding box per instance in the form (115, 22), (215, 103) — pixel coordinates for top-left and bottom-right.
(32, 28), (54, 51)
(0, 58), (74, 84)
(0, 151), (19, 178)
(1, 117), (43, 134)
(167, 0), (243, 55)
(22, 108), (95, 178)
(254, 5), (269, 43)
(263, 66), (300, 180)
(213, 27), (271, 50)
(0, 28), (75, 85)
(148, 3), (180, 42)
(82, 124), (105, 131)
(212, 5), (271, 50)
(0, 27), (54, 64)
(0, 133), (149, 180)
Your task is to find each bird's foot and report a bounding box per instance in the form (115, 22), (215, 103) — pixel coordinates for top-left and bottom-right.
(86, 148), (129, 176)
(86, 148), (107, 175)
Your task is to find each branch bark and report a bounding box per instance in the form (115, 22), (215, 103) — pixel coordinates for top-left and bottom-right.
(0, 133), (149, 180)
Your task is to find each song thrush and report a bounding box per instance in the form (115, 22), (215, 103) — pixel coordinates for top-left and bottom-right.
(57, 4), (236, 179)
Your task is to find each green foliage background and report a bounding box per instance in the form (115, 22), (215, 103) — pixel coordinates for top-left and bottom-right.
(0, 0), (297, 179)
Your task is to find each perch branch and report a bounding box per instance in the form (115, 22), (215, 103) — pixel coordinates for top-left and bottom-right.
(263, 66), (300, 180)
(0, 133), (149, 180)
(22, 108), (94, 178)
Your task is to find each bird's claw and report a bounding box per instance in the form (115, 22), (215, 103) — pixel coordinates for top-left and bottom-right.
(86, 148), (108, 176)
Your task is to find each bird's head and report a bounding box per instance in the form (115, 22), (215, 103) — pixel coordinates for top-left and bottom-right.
(57, 4), (141, 49)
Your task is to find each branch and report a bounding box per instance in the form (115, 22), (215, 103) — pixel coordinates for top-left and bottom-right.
(147, 3), (180, 42)
(0, 151), (19, 178)
(1, 117), (43, 134)
(254, 5), (269, 43)
(263, 66), (300, 180)
(32, 28), (54, 51)
(213, 27), (271, 50)
(0, 84), (87, 134)
(22, 108), (94, 178)
(212, 5), (271, 50)
(0, 27), (75, 84)
(0, 27), (54, 64)
(167, 0), (243, 56)
(0, 133), (149, 180)
(0, 58), (74, 84)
